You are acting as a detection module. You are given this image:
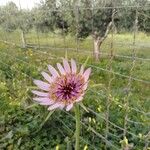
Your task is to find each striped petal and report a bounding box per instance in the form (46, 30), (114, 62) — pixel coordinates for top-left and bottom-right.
(80, 65), (84, 74)
(83, 68), (91, 82)
(32, 90), (49, 97)
(40, 101), (54, 105)
(33, 80), (50, 91)
(48, 103), (62, 110)
(41, 72), (53, 83)
(71, 59), (77, 73)
(48, 65), (59, 78)
(57, 63), (66, 75)
(63, 59), (71, 73)
(66, 103), (73, 111)
(33, 97), (52, 103)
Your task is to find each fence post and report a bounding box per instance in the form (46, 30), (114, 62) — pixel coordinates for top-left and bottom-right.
(122, 7), (138, 150)
(21, 30), (26, 48)
(74, 0), (79, 53)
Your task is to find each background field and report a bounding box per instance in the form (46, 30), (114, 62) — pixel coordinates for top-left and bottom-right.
(0, 30), (150, 149)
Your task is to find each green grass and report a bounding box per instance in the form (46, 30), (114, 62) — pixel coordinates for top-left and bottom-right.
(0, 29), (150, 57)
(0, 31), (150, 149)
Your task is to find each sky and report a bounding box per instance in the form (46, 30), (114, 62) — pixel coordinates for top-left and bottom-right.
(0, 0), (41, 9)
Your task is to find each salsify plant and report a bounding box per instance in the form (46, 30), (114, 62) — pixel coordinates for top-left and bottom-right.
(32, 58), (91, 150)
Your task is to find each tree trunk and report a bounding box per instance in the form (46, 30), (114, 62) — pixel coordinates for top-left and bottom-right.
(92, 21), (113, 61)
(21, 30), (26, 48)
(93, 37), (101, 61)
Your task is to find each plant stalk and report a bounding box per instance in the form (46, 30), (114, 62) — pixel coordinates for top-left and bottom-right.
(75, 104), (80, 150)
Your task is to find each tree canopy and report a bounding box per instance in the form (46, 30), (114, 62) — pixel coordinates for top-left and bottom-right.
(0, 0), (149, 33)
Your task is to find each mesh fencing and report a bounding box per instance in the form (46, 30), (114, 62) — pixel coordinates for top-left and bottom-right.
(0, 2), (150, 150)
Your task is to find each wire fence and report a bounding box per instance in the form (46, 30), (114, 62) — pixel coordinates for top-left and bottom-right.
(0, 2), (150, 150)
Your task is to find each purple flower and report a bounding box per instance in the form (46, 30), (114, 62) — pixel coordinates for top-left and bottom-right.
(32, 59), (91, 111)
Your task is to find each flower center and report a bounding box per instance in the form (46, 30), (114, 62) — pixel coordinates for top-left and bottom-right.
(50, 74), (84, 103)
(63, 84), (74, 96)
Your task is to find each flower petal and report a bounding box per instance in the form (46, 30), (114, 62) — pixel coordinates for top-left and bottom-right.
(40, 101), (54, 105)
(57, 63), (66, 75)
(83, 82), (88, 90)
(48, 65), (59, 78)
(83, 68), (91, 82)
(41, 72), (53, 83)
(71, 59), (77, 73)
(33, 97), (51, 102)
(76, 96), (83, 102)
(48, 103), (62, 110)
(59, 103), (65, 110)
(66, 103), (73, 111)
(33, 80), (50, 91)
(32, 90), (49, 97)
(80, 65), (84, 74)
(63, 59), (71, 73)
(33, 98), (54, 105)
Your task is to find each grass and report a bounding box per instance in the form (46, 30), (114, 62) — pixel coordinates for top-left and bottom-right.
(0, 30), (150, 149)
(0, 28), (150, 57)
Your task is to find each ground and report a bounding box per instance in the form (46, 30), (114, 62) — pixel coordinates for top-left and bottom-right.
(0, 31), (150, 149)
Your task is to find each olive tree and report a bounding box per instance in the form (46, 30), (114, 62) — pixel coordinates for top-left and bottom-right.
(16, 10), (33, 48)
(0, 2), (33, 47)
(67, 0), (116, 61)
(0, 2), (18, 32)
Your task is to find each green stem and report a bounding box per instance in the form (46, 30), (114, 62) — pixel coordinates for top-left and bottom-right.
(75, 104), (80, 150)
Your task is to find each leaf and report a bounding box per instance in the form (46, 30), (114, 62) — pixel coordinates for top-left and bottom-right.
(83, 56), (90, 67)
(17, 138), (22, 146)
(65, 50), (68, 59)
(89, 83), (103, 88)
(0, 130), (13, 142)
(79, 103), (89, 113)
(32, 110), (55, 135)
(25, 103), (38, 109)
